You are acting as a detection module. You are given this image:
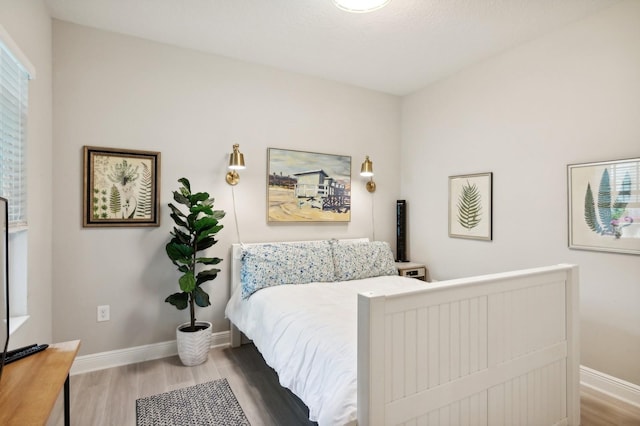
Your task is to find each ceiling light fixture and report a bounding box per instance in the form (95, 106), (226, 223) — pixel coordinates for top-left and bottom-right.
(333, 0), (390, 13)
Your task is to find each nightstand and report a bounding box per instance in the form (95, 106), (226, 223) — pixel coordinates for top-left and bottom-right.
(396, 262), (429, 282)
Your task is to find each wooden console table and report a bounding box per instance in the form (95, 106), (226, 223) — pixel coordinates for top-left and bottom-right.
(0, 340), (80, 426)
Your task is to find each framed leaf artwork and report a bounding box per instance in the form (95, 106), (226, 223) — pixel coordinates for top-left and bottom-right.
(568, 157), (639, 255)
(448, 172), (493, 241)
(83, 146), (161, 227)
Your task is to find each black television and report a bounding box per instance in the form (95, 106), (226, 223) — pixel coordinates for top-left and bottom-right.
(0, 197), (9, 383)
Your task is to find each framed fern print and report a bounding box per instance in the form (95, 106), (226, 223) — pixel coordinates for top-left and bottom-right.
(568, 158), (639, 255)
(448, 172), (493, 241)
(83, 146), (161, 227)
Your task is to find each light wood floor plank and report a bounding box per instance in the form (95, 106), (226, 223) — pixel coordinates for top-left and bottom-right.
(580, 386), (640, 426)
(136, 358), (169, 399)
(45, 344), (639, 425)
(105, 363), (137, 426)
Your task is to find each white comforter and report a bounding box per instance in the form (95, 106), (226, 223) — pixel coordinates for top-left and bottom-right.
(225, 275), (426, 426)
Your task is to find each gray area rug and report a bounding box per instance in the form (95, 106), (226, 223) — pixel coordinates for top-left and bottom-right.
(136, 378), (251, 425)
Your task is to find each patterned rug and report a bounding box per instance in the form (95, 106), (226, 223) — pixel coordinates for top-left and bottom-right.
(136, 378), (251, 425)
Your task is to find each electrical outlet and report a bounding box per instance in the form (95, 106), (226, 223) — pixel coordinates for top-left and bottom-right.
(97, 305), (110, 322)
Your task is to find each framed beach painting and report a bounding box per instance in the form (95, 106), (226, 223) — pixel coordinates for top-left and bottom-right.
(449, 172), (493, 241)
(568, 157), (639, 255)
(83, 146), (161, 227)
(267, 148), (351, 222)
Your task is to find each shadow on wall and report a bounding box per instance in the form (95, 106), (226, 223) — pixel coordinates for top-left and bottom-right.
(581, 318), (640, 386)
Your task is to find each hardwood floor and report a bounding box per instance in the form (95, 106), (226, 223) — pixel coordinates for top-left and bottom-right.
(46, 344), (640, 425)
(47, 344), (314, 426)
(580, 386), (640, 426)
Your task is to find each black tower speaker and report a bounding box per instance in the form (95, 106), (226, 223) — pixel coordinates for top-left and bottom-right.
(396, 200), (408, 262)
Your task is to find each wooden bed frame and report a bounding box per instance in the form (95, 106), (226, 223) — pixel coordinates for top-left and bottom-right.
(229, 242), (580, 425)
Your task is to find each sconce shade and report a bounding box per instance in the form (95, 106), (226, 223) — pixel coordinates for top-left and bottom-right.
(360, 155), (374, 177)
(361, 155), (376, 192)
(226, 144), (245, 185)
(228, 144), (245, 170)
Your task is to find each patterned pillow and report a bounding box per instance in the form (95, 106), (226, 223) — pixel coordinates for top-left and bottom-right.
(331, 240), (398, 281)
(241, 241), (335, 299)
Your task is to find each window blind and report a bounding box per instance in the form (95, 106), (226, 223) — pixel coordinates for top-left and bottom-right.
(0, 39), (30, 227)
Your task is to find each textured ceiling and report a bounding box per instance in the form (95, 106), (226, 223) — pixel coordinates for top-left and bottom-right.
(45, 0), (621, 95)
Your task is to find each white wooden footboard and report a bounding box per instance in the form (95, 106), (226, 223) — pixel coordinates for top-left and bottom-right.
(358, 264), (579, 426)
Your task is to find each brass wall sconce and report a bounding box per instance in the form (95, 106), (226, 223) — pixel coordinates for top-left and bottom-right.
(225, 144), (245, 185)
(360, 155), (376, 193)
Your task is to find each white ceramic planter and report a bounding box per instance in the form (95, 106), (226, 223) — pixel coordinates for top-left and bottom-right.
(176, 320), (212, 366)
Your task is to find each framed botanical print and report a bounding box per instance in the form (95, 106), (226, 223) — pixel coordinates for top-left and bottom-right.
(449, 172), (493, 241)
(568, 157), (639, 255)
(83, 146), (161, 227)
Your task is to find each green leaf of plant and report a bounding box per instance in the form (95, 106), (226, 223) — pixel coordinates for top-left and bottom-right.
(166, 242), (193, 264)
(196, 268), (220, 285)
(168, 203), (186, 219)
(193, 286), (211, 308)
(189, 192), (209, 204)
(165, 292), (188, 310)
(196, 257), (223, 265)
(170, 213), (188, 229)
(170, 228), (191, 245)
(211, 210), (225, 220)
(177, 177), (191, 193)
(197, 226), (223, 244)
(194, 216), (219, 234)
(196, 236), (217, 251)
(179, 271), (196, 293)
(173, 191), (190, 207)
(190, 204), (214, 216)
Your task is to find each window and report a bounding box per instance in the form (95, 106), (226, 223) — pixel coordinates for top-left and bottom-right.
(0, 25), (35, 330)
(0, 29), (31, 227)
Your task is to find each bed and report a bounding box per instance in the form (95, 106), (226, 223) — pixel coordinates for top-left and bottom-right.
(225, 239), (580, 426)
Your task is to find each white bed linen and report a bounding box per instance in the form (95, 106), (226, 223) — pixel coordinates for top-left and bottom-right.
(225, 275), (426, 426)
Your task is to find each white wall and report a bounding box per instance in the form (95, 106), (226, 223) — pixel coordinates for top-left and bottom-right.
(52, 21), (401, 356)
(402, 1), (640, 385)
(0, 0), (53, 349)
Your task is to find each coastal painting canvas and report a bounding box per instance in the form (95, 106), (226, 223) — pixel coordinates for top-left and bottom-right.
(267, 148), (351, 222)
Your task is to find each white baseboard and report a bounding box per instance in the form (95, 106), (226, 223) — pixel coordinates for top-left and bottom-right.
(581, 365), (640, 408)
(70, 330), (230, 375)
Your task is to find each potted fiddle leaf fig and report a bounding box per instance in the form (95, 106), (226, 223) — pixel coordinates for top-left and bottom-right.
(166, 177), (225, 366)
